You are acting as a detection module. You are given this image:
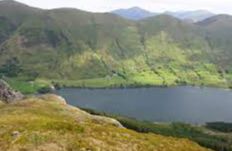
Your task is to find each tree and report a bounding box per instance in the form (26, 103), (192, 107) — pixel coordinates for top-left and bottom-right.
(0, 57), (22, 77)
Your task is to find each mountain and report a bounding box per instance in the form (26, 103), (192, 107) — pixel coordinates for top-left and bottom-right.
(197, 15), (232, 69)
(0, 2), (232, 150)
(111, 7), (214, 22)
(166, 10), (215, 22)
(111, 7), (157, 20)
(0, 0), (232, 90)
(0, 0), (41, 24)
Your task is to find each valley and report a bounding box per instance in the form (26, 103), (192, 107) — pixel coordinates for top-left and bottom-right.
(0, 0), (232, 93)
(1, 1), (232, 151)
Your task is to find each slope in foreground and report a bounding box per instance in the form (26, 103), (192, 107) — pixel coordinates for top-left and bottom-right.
(0, 94), (210, 151)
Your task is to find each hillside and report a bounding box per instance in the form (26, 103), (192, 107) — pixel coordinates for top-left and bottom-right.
(197, 15), (232, 68)
(0, 94), (210, 151)
(196, 15), (232, 86)
(0, 0), (232, 91)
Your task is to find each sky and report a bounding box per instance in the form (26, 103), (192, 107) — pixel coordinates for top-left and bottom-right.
(11, 0), (232, 14)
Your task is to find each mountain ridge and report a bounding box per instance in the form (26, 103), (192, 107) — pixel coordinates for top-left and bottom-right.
(111, 7), (215, 22)
(112, 7), (157, 20)
(0, 0), (232, 90)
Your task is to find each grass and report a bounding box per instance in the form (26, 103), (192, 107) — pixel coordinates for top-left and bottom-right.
(131, 71), (164, 86)
(82, 108), (232, 151)
(0, 95), (210, 151)
(5, 71), (230, 95)
(4, 77), (51, 94)
(54, 72), (164, 88)
(44, 68), (230, 90)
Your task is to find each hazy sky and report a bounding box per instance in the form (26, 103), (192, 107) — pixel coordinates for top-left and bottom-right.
(14, 0), (232, 14)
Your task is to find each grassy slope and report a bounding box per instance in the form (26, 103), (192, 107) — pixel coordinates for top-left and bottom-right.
(83, 108), (232, 151)
(0, 1), (232, 90)
(0, 95), (210, 151)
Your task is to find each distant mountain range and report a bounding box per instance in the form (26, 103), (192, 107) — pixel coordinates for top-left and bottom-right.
(1, 0), (232, 88)
(111, 7), (215, 22)
(111, 7), (157, 21)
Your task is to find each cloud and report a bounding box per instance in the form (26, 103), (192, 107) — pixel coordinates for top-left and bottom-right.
(16, 0), (232, 14)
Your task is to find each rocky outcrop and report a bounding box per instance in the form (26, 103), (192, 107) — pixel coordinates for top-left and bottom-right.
(0, 79), (24, 103)
(40, 94), (123, 128)
(39, 94), (67, 105)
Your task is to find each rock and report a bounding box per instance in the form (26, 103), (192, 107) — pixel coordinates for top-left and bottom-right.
(0, 79), (24, 103)
(40, 94), (123, 128)
(11, 131), (20, 139)
(91, 115), (124, 128)
(49, 85), (56, 91)
(40, 94), (67, 105)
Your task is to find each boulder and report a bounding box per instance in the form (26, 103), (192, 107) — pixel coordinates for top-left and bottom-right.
(0, 79), (24, 103)
(39, 94), (67, 105)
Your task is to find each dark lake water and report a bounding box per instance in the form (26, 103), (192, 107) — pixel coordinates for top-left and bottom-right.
(56, 86), (232, 124)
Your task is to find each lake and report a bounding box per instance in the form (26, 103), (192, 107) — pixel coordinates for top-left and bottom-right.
(56, 86), (232, 124)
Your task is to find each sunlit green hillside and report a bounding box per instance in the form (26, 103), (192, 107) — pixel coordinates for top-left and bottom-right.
(0, 0), (232, 91)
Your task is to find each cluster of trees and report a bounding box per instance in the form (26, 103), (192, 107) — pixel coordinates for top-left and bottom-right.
(206, 122), (232, 133)
(0, 58), (22, 77)
(0, 57), (40, 81)
(118, 118), (231, 151)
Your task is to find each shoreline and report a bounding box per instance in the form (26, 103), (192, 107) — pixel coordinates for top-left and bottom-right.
(54, 83), (232, 91)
